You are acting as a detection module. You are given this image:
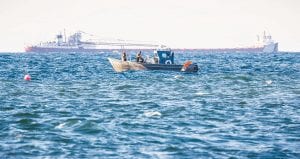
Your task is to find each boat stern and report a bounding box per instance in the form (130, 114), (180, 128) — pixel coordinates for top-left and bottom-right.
(181, 61), (199, 72)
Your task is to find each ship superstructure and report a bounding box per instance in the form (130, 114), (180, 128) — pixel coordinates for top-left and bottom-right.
(175, 31), (278, 53)
(256, 31), (278, 53)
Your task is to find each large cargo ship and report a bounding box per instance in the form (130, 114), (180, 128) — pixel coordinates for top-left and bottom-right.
(25, 31), (278, 53)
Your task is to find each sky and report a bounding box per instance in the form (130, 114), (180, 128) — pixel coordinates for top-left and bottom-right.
(0, 0), (299, 52)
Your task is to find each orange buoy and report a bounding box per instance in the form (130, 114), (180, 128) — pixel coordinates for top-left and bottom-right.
(24, 74), (31, 81)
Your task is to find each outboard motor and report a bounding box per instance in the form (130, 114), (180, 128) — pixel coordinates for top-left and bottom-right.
(181, 61), (199, 72)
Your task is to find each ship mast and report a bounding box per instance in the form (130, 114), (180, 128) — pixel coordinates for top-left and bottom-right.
(64, 29), (67, 43)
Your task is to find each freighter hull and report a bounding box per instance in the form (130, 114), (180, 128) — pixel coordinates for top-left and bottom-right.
(26, 43), (278, 53)
(25, 46), (156, 53)
(174, 43), (278, 53)
(26, 46), (101, 53)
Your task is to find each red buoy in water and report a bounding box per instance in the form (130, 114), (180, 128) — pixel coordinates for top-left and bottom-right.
(24, 74), (31, 81)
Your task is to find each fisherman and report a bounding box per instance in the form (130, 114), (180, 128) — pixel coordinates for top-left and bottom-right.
(121, 51), (127, 61)
(136, 51), (144, 63)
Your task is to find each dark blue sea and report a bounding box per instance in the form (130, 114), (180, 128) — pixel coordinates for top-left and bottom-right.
(0, 52), (299, 158)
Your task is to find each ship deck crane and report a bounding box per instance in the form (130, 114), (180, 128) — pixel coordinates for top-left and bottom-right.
(77, 30), (166, 48)
(81, 41), (165, 48)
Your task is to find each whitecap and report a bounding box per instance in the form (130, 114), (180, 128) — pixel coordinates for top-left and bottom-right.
(195, 91), (207, 96)
(55, 122), (66, 129)
(174, 75), (184, 79)
(144, 111), (162, 117)
(139, 147), (169, 159)
(266, 80), (273, 85)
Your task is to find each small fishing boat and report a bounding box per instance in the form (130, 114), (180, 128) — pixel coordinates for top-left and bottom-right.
(108, 49), (198, 72)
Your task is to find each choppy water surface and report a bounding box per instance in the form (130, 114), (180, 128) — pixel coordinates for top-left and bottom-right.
(0, 52), (299, 158)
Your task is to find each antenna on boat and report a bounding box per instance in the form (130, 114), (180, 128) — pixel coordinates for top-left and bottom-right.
(64, 29), (66, 43)
(121, 45), (124, 53)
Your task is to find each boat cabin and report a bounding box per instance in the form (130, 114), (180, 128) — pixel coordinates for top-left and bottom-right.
(154, 50), (174, 64)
